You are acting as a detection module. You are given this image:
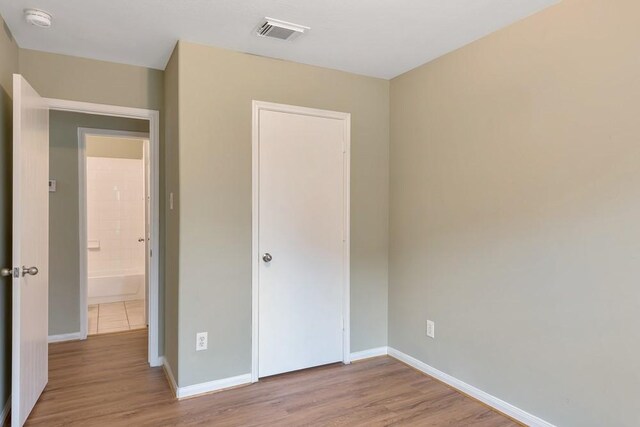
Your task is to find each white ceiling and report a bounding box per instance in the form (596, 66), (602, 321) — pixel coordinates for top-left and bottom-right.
(0, 0), (558, 79)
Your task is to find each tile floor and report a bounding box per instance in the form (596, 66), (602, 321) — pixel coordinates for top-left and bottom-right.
(88, 300), (146, 335)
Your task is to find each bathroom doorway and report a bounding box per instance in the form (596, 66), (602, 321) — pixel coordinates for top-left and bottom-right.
(79, 129), (150, 335)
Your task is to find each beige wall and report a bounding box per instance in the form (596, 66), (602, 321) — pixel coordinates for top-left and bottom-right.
(173, 41), (389, 387)
(19, 49), (163, 110)
(389, 1), (640, 426)
(0, 20), (17, 94)
(86, 135), (145, 159)
(49, 112), (149, 335)
(163, 45), (180, 378)
(0, 13), (18, 413)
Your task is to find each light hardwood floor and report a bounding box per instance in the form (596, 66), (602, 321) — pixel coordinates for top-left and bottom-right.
(23, 330), (519, 426)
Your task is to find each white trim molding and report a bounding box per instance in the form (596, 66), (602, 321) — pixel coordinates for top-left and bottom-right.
(45, 97), (162, 368)
(175, 374), (252, 399)
(350, 346), (388, 362)
(48, 332), (83, 343)
(387, 347), (557, 427)
(0, 397), (10, 426)
(163, 359), (251, 399)
(162, 358), (177, 397)
(251, 100), (351, 382)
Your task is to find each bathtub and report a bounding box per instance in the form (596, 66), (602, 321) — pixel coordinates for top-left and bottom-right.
(88, 273), (146, 305)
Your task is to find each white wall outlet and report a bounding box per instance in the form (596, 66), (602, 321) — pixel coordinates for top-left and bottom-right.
(196, 332), (208, 351)
(426, 320), (435, 339)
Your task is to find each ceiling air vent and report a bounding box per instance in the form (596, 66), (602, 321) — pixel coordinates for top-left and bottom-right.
(256, 18), (310, 41)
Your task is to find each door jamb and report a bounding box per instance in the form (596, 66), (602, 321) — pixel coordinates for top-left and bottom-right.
(46, 98), (162, 367)
(251, 100), (351, 383)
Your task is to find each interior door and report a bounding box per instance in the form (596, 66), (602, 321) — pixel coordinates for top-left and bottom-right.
(11, 74), (49, 426)
(258, 107), (347, 378)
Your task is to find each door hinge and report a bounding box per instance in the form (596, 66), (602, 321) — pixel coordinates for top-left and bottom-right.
(150, 249), (153, 257)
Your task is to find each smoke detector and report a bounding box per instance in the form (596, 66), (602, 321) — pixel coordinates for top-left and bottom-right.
(256, 18), (309, 41)
(24, 8), (52, 28)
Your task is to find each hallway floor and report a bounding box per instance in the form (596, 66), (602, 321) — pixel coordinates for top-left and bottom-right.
(88, 300), (146, 335)
(22, 329), (519, 426)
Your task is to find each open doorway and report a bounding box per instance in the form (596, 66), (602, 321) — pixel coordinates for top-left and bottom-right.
(46, 100), (161, 367)
(79, 129), (150, 336)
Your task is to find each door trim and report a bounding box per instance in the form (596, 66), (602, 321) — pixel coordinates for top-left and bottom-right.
(45, 98), (162, 367)
(251, 100), (351, 383)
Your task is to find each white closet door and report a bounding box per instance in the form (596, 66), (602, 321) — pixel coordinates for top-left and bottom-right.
(258, 107), (347, 378)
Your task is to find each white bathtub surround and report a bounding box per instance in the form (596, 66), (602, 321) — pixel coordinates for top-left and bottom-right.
(86, 156), (146, 305)
(87, 274), (145, 305)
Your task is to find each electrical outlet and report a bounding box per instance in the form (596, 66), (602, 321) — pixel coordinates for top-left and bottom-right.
(196, 332), (208, 351)
(426, 320), (435, 339)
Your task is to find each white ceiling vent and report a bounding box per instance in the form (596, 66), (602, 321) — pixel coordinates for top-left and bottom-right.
(256, 18), (309, 41)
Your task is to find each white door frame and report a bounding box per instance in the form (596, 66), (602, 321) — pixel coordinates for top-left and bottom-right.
(46, 98), (162, 367)
(78, 127), (150, 328)
(251, 100), (351, 382)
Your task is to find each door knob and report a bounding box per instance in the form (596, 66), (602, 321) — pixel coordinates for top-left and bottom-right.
(22, 266), (38, 277)
(1, 268), (13, 277)
(262, 253), (273, 263)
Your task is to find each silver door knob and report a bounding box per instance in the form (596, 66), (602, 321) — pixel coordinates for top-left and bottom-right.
(22, 266), (38, 277)
(1, 268), (13, 277)
(262, 253), (273, 263)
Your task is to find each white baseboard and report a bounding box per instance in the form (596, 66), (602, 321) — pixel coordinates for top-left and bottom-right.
(387, 347), (556, 427)
(163, 359), (178, 396)
(163, 359), (251, 399)
(177, 374), (252, 399)
(48, 332), (83, 343)
(350, 346), (388, 361)
(0, 396), (10, 426)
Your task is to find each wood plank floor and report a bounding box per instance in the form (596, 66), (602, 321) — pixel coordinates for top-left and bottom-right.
(23, 329), (519, 426)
